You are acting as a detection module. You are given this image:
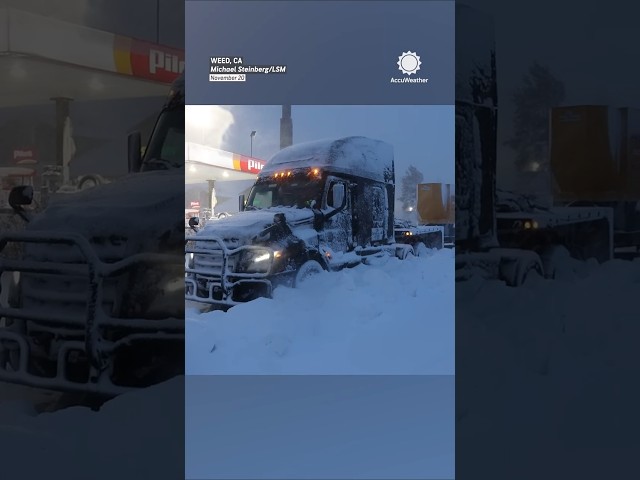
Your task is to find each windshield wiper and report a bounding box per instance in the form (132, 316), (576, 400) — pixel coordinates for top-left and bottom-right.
(244, 205), (259, 211)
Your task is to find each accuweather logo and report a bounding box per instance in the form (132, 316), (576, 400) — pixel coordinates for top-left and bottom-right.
(391, 51), (429, 84)
(397, 51), (421, 75)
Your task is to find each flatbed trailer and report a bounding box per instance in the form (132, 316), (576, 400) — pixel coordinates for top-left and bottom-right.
(393, 222), (445, 252)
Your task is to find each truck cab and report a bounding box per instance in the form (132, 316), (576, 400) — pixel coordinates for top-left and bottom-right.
(0, 73), (185, 397)
(185, 136), (401, 307)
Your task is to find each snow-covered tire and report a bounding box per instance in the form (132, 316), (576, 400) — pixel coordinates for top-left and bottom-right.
(396, 245), (414, 260)
(540, 245), (571, 280)
(414, 242), (429, 257)
(294, 260), (324, 287)
(504, 256), (543, 287)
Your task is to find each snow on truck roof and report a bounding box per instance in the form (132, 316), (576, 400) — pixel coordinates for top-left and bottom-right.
(261, 136), (395, 183)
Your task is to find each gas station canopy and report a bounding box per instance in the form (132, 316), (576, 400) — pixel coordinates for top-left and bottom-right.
(0, 8), (185, 107)
(185, 142), (267, 185)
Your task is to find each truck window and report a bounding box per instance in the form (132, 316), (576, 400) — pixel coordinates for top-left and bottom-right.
(246, 175), (323, 209)
(161, 128), (185, 164)
(252, 190), (272, 209)
(327, 181), (346, 208)
(142, 106), (185, 171)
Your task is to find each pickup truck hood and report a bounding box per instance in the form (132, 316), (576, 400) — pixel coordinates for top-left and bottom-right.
(27, 169), (184, 247)
(198, 207), (315, 246)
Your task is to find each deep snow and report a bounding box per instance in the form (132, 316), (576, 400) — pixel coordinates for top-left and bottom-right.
(186, 248), (455, 375)
(457, 253), (640, 478)
(0, 377), (184, 480)
(0, 252), (637, 478)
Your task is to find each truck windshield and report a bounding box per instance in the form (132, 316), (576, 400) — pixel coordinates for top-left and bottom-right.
(141, 105), (185, 172)
(246, 176), (323, 209)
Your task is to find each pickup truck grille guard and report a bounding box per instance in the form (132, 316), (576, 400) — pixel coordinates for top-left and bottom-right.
(0, 231), (184, 397)
(185, 235), (275, 307)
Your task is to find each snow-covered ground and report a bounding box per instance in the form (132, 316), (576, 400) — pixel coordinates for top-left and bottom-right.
(0, 377), (184, 480)
(0, 251), (637, 478)
(457, 253), (640, 478)
(186, 248), (455, 375)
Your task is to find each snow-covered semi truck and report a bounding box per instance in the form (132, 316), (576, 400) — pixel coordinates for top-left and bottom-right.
(185, 136), (443, 307)
(456, 4), (631, 285)
(0, 75), (185, 397)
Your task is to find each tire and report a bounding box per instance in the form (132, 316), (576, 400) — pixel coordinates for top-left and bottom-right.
(396, 245), (414, 260)
(294, 260), (324, 287)
(414, 242), (429, 257)
(509, 257), (543, 287)
(78, 176), (99, 190)
(540, 245), (570, 280)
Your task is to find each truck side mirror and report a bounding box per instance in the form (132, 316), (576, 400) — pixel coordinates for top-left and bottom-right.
(128, 131), (143, 173)
(188, 216), (199, 232)
(332, 183), (345, 209)
(9, 185), (33, 207)
(239, 194), (246, 212)
(9, 185), (34, 223)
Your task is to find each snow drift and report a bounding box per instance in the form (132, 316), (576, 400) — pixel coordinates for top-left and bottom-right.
(0, 377), (183, 480)
(457, 255), (640, 478)
(186, 248), (455, 375)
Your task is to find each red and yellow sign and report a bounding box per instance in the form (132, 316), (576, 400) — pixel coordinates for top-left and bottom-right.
(232, 154), (265, 174)
(113, 36), (184, 84)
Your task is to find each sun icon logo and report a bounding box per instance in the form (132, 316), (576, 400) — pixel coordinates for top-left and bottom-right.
(397, 51), (421, 75)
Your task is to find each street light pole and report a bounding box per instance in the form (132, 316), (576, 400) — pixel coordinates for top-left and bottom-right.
(156, 0), (160, 44)
(250, 130), (257, 157)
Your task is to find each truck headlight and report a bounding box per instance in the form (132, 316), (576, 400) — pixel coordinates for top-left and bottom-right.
(122, 263), (185, 319)
(236, 249), (278, 274)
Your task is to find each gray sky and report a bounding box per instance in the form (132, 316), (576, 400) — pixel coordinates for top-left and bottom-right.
(196, 105), (454, 186)
(463, 0), (640, 186)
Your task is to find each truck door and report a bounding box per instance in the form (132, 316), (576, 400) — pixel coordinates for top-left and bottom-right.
(323, 177), (353, 252)
(370, 185), (387, 243)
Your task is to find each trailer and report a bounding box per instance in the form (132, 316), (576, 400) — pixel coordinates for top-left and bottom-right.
(393, 220), (445, 256)
(416, 182), (455, 247)
(456, 4), (637, 286)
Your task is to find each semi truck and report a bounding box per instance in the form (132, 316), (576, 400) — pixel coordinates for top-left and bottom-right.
(0, 74), (186, 398)
(456, 4), (639, 286)
(185, 136), (444, 308)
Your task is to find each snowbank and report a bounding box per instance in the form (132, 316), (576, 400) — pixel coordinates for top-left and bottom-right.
(186, 248), (455, 375)
(457, 256), (640, 478)
(0, 377), (183, 480)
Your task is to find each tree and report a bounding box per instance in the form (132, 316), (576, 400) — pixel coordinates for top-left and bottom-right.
(505, 62), (565, 172)
(399, 165), (424, 211)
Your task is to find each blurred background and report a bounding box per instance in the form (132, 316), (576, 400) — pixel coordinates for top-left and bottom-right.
(0, 0), (184, 206)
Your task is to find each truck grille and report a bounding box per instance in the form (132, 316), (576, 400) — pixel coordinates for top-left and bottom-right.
(193, 249), (237, 280)
(21, 237), (128, 322)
